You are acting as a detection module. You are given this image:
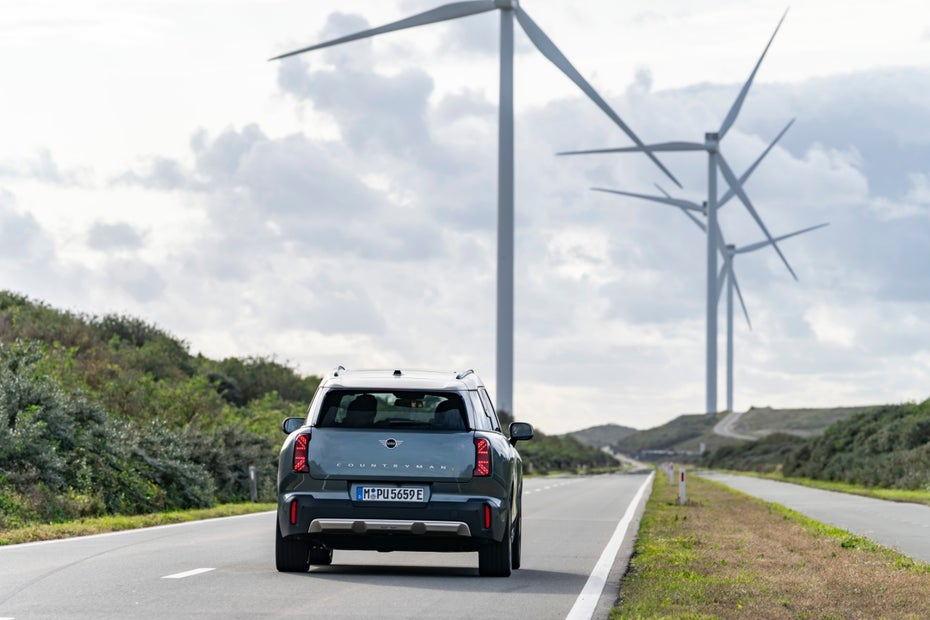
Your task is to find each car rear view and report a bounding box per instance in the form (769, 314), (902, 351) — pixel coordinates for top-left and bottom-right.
(275, 368), (533, 576)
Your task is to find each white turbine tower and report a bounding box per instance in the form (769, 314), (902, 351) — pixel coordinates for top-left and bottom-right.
(270, 0), (679, 415)
(559, 10), (789, 414)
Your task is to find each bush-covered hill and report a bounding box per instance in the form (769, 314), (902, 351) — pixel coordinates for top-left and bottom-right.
(611, 412), (740, 460)
(703, 400), (930, 489)
(0, 291), (319, 528)
(569, 424), (638, 449)
(0, 291), (618, 530)
(782, 400), (930, 489)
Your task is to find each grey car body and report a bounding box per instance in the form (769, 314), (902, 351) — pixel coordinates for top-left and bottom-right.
(275, 368), (533, 577)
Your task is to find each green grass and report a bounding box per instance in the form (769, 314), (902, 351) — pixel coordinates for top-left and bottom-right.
(0, 502), (275, 546)
(612, 472), (930, 619)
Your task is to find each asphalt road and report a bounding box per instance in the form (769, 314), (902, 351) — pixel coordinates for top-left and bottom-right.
(0, 472), (652, 620)
(699, 471), (930, 563)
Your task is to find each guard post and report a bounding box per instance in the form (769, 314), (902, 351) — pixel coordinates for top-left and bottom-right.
(249, 465), (258, 502)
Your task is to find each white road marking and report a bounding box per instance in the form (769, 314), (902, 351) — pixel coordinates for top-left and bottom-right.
(0, 511), (274, 551)
(162, 567), (215, 579)
(565, 472), (655, 620)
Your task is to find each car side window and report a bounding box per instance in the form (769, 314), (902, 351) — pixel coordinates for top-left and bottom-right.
(468, 391), (490, 431)
(477, 388), (502, 433)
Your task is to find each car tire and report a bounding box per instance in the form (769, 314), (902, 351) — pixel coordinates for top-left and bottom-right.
(510, 513), (522, 570)
(275, 520), (310, 572)
(308, 545), (333, 566)
(478, 514), (512, 577)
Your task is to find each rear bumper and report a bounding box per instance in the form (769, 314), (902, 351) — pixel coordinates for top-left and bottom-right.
(279, 493), (506, 552)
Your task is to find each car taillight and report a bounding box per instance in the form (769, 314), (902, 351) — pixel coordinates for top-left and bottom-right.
(293, 434), (310, 473)
(290, 499), (298, 525)
(474, 438), (491, 477)
(483, 503), (491, 529)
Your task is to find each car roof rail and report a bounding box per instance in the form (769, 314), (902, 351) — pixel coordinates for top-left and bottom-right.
(331, 365), (346, 377)
(455, 369), (474, 380)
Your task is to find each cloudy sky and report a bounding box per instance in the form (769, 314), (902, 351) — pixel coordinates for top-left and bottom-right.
(2, 0), (929, 434)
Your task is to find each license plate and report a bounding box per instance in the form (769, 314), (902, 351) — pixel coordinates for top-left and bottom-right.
(356, 486), (426, 502)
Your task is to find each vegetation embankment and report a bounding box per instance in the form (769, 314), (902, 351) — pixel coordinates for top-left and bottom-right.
(611, 412), (740, 461)
(0, 291), (614, 538)
(613, 473), (930, 619)
(0, 290), (319, 533)
(704, 399), (930, 493)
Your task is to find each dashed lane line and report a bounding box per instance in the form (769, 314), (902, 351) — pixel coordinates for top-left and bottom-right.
(162, 568), (215, 579)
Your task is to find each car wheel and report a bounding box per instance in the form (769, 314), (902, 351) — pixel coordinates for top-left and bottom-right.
(478, 511), (512, 577)
(275, 520), (310, 572)
(308, 545), (333, 566)
(511, 512), (522, 570)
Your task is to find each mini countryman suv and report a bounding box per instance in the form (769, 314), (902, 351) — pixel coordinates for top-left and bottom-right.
(275, 367), (533, 577)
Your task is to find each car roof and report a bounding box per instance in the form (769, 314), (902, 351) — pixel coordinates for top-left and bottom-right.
(321, 368), (484, 391)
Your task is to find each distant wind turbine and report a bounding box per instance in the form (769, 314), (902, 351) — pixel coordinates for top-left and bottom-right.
(560, 10), (789, 414)
(592, 123), (828, 412)
(270, 0), (679, 415)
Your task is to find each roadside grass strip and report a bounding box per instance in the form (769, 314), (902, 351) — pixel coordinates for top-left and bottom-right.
(0, 503), (275, 546)
(732, 470), (930, 507)
(612, 472), (930, 619)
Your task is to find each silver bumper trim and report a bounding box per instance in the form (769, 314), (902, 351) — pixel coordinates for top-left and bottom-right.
(309, 518), (472, 537)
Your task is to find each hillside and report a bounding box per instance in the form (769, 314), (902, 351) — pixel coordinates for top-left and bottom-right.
(611, 412), (741, 460)
(0, 291), (319, 529)
(782, 400), (930, 488)
(0, 291), (616, 530)
(728, 405), (882, 438)
(568, 423), (638, 449)
(704, 400), (930, 487)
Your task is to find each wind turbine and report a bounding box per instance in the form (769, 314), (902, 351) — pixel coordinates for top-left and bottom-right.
(559, 10), (789, 414)
(591, 121), (828, 412)
(269, 1), (679, 416)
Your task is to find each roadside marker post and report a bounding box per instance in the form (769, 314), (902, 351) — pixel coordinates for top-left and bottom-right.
(249, 465), (258, 502)
(679, 469), (687, 505)
(662, 462), (675, 485)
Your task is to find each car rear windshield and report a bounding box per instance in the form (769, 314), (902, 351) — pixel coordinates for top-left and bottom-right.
(315, 390), (469, 431)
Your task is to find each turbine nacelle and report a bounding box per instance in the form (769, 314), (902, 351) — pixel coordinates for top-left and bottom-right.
(494, 0), (517, 9)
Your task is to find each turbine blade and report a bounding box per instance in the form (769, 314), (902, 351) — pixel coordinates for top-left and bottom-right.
(719, 118), (795, 208)
(731, 270), (753, 329)
(736, 222), (830, 254)
(680, 205), (708, 232)
(557, 141), (704, 156)
(269, 0), (498, 60)
(653, 183), (707, 231)
(591, 187), (703, 211)
(515, 6), (682, 187)
(718, 153), (797, 280)
(718, 9), (789, 139)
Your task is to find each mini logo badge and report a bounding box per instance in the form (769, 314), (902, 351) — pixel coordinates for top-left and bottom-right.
(379, 438), (403, 449)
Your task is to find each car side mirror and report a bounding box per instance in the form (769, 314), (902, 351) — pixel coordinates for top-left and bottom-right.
(281, 417), (306, 435)
(509, 421), (534, 446)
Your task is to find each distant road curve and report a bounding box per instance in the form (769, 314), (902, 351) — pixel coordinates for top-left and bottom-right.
(698, 472), (930, 564)
(713, 410), (756, 441)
